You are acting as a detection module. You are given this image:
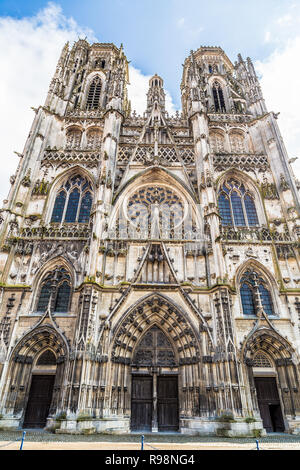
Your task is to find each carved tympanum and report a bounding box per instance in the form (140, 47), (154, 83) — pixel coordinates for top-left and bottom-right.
(132, 326), (177, 367)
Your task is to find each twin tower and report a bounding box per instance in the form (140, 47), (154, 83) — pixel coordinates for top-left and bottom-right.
(0, 40), (299, 436)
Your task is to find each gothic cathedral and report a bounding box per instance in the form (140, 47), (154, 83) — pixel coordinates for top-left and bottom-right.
(0, 41), (300, 436)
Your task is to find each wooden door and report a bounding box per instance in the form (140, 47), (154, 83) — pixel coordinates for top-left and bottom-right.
(158, 376), (178, 432)
(131, 376), (153, 431)
(254, 377), (285, 432)
(23, 375), (55, 428)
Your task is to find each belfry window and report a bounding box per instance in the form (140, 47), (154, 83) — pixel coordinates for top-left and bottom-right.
(51, 175), (93, 224)
(212, 81), (226, 112)
(240, 270), (274, 316)
(36, 267), (71, 314)
(86, 76), (102, 110)
(218, 178), (259, 227)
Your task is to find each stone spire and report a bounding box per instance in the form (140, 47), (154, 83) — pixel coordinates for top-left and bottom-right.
(146, 75), (166, 116)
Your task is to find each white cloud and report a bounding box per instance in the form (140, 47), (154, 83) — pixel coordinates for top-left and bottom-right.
(177, 17), (185, 28)
(0, 2), (96, 203)
(0, 2), (177, 204)
(256, 38), (300, 179)
(277, 14), (293, 25)
(264, 31), (271, 43)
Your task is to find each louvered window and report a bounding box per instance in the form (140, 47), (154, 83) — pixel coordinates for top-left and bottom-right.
(86, 76), (102, 110)
(212, 81), (226, 112)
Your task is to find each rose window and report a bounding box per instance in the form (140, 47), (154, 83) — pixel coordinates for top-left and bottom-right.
(126, 186), (186, 238)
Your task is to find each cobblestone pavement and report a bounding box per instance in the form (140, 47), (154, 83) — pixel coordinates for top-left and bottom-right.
(0, 430), (300, 450)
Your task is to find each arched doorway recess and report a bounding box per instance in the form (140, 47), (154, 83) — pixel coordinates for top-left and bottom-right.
(23, 350), (57, 428)
(131, 326), (179, 432)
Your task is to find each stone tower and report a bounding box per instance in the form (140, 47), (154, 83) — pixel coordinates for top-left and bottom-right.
(0, 42), (300, 436)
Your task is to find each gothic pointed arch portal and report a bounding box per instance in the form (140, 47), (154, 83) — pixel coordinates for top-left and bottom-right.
(2, 325), (68, 429)
(108, 294), (210, 433)
(243, 329), (298, 433)
(131, 325), (179, 432)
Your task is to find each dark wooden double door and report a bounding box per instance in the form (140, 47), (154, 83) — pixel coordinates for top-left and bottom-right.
(131, 375), (179, 432)
(254, 377), (285, 433)
(23, 375), (55, 428)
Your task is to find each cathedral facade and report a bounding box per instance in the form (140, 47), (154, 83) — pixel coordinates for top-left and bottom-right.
(0, 40), (300, 436)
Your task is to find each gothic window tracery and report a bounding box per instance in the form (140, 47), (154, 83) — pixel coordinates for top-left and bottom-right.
(51, 175), (93, 224)
(36, 267), (71, 314)
(230, 133), (246, 153)
(253, 353), (273, 368)
(210, 132), (225, 153)
(37, 350), (57, 366)
(66, 128), (82, 149)
(218, 178), (259, 227)
(124, 185), (194, 239)
(86, 128), (102, 149)
(240, 269), (274, 316)
(86, 76), (102, 110)
(212, 81), (226, 112)
(132, 326), (177, 367)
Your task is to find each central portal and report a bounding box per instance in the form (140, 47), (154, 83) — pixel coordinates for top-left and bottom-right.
(131, 375), (178, 432)
(130, 326), (179, 432)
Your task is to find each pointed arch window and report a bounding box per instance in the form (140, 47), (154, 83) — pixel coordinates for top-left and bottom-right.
(253, 353), (273, 368)
(210, 132), (225, 153)
(230, 133), (245, 153)
(86, 76), (102, 110)
(51, 175), (93, 224)
(86, 128), (102, 149)
(212, 81), (226, 112)
(132, 326), (177, 367)
(66, 128), (82, 149)
(36, 267), (71, 314)
(37, 350), (57, 366)
(126, 186), (187, 240)
(240, 270), (275, 316)
(218, 178), (259, 227)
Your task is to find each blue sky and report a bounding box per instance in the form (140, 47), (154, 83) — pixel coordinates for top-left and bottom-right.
(0, 0), (296, 108)
(0, 0), (300, 201)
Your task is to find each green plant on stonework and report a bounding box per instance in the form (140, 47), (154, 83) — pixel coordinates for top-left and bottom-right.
(244, 417), (257, 423)
(77, 413), (93, 422)
(252, 429), (262, 438)
(55, 411), (66, 421)
(82, 427), (96, 435)
(216, 413), (236, 423)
